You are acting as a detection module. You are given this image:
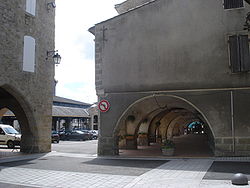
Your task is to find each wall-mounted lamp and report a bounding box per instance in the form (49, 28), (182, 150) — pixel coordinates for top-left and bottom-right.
(46, 50), (61, 65)
(47, 2), (56, 11)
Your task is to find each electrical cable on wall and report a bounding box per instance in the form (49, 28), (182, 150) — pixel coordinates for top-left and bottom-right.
(153, 94), (167, 109)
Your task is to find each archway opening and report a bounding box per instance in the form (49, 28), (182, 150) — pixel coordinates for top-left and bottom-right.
(0, 108), (21, 153)
(0, 86), (36, 155)
(114, 95), (214, 158)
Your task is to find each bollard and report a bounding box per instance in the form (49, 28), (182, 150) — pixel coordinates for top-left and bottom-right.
(231, 173), (249, 185)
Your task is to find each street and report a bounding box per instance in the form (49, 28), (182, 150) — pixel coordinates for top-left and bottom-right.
(0, 141), (249, 187)
(52, 140), (98, 155)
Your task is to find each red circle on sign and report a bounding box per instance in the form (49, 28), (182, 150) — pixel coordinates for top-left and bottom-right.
(98, 99), (110, 112)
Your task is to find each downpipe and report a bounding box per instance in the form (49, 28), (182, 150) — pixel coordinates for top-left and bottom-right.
(230, 91), (235, 154)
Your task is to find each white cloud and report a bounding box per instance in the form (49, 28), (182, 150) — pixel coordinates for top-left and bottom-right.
(55, 0), (124, 103)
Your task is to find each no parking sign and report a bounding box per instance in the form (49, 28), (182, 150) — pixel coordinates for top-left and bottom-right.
(98, 99), (110, 112)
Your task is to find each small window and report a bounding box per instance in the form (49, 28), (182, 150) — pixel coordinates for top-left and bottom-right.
(228, 34), (250, 73)
(26, 0), (36, 16)
(223, 0), (244, 9)
(93, 115), (98, 123)
(23, 36), (36, 72)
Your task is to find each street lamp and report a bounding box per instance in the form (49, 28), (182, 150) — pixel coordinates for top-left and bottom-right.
(46, 50), (61, 65)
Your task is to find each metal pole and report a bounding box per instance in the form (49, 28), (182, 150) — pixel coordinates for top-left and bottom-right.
(230, 91), (235, 153)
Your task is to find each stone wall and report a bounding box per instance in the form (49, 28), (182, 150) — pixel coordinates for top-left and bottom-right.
(95, 0), (250, 93)
(0, 0), (55, 153)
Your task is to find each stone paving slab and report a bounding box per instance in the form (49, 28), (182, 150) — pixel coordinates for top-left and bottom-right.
(0, 155), (249, 188)
(200, 180), (245, 188)
(124, 159), (214, 188)
(0, 166), (137, 188)
(0, 156), (167, 176)
(0, 182), (37, 188)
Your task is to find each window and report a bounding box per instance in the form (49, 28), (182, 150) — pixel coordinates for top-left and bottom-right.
(223, 0), (244, 9)
(0, 128), (5, 135)
(26, 0), (36, 16)
(228, 34), (250, 73)
(93, 115), (98, 123)
(23, 36), (36, 72)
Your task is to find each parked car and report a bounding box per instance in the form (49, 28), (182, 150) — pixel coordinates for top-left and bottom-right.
(58, 130), (66, 140)
(62, 130), (89, 141)
(0, 124), (21, 148)
(51, 131), (60, 143)
(89, 130), (98, 139)
(81, 130), (93, 140)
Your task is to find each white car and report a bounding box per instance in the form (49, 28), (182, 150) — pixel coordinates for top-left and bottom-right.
(90, 130), (98, 140)
(0, 124), (21, 148)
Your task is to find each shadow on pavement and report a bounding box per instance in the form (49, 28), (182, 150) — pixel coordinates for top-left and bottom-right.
(82, 158), (168, 168)
(0, 153), (48, 167)
(203, 161), (250, 180)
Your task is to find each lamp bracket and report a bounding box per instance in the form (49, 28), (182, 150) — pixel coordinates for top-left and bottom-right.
(47, 2), (56, 11)
(46, 50), (58, 59)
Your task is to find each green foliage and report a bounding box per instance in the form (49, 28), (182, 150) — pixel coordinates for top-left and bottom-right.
(161, 139), (175, 149)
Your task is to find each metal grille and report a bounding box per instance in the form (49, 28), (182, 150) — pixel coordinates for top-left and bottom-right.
(224, 0), (244, 9)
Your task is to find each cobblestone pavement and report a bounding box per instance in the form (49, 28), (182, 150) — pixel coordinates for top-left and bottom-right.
(0, 152), (248, 188)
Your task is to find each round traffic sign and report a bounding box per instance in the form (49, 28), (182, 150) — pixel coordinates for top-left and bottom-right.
(98, 99), (110, 112)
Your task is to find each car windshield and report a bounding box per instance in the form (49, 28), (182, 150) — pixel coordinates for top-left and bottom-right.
(3, 127), (19, 134)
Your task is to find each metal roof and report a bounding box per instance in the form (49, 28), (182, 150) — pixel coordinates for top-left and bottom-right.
(53, 96), (91, 106)
(52, 106), (89, 118)
(3, 106), (90, 118)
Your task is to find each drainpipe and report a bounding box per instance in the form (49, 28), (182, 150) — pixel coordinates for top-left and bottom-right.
(230, 91), (235, 154)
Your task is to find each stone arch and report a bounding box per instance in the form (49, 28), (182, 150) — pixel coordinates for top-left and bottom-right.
(147, 109), (170, 142)
(0, 85), (38, 152)
(113, 94), (215, 155)
(159, 111), (180, 140)
(0, 108), (8, 117)
(167, 115), (187, 139)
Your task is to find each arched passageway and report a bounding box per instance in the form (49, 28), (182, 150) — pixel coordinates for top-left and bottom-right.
(114, 94), (214, 158)
(0, 86), (38, 154)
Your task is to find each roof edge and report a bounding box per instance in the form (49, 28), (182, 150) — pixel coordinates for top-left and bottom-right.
(88, 26), (95, 35)
(91, 0), (158, 27)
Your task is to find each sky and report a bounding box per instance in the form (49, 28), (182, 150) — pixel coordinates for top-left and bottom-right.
(55, 0), (124, 104)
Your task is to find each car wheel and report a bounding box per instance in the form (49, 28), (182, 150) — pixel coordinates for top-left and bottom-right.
(57, 140), (59, 143)
(7, 140), (15, 149)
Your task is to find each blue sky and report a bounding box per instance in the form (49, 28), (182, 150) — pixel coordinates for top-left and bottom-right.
(55, 0), (124, 104)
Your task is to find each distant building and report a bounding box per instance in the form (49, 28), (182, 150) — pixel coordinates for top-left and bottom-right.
(52, 96), (92, 131)
(87, 104), (99, 130)
(53, 96), (91, 109)
(2, 96), (95, 132)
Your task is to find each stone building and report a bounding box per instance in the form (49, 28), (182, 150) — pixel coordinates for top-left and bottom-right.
(0, 0), (56, 153)
(90, 0), (250, 157)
